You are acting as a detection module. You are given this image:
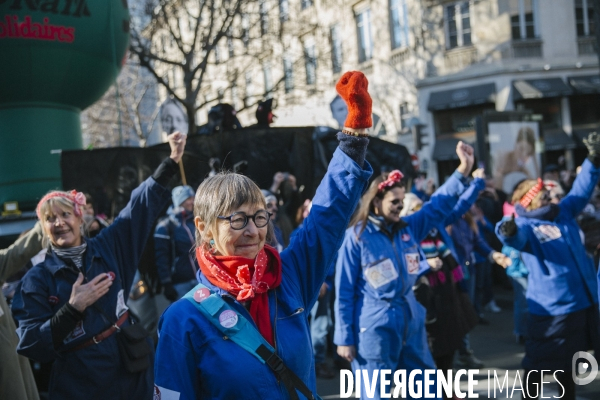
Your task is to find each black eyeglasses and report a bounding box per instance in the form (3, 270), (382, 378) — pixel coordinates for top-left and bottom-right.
(218, 210), (272, 230)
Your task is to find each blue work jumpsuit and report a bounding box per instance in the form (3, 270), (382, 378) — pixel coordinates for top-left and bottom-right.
(496, 158), (600, 370)
(153, 148), (372, 399)
(335, 171), (467, 400)
(12, 176), (170, 399)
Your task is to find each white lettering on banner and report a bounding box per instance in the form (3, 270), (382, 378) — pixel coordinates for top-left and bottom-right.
(154, 385), (180, 400)
(364, 259), (398, 289)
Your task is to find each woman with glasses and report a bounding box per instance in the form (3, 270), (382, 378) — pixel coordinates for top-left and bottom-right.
(496, 132), (600, 400)
(334, 142), (477, 400)
(154, 71), (373, 399)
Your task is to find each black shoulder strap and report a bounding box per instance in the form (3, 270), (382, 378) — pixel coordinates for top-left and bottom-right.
(256, 345), (316, 400)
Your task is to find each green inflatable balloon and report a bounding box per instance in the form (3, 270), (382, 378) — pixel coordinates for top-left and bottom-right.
(0, 0), (130, 207)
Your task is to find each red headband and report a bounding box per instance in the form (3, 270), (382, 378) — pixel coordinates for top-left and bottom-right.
(519, 178), (544, 208)
(378, 170), (404, 193)
(36, 190), (87, 220)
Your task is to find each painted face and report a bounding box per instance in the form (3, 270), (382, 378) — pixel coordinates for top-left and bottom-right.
(265, 199), (278, 221)
(43, 204), (83, 248)
(181, 197), (194, 213)
(212, 203), (267, 259)
(373, 187), (406, 224)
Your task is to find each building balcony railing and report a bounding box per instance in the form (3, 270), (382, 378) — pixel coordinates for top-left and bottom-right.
(444, 45), (477, 71)
(578, 36), (597, 56)
(389, 46), (411, 66)
(502, 39), (543, 59)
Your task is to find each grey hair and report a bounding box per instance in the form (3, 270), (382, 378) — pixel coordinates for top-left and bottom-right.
(194, 172), (273, 248)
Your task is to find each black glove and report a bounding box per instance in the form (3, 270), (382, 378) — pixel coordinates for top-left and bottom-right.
(584, 132), (600, 166)
(499, 214), (518, 237)
(163, 282), (179, 302)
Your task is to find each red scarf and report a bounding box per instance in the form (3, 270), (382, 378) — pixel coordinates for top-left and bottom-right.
(196, 244), (282, 345)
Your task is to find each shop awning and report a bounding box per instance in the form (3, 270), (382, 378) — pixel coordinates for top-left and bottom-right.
(513, 78), (572, 101)
(543, 129), (577, 151)
(573, 125), (600, 147)
(568, 75), (600, 94)
(427, 83), (496, 111)
(432, 137), (464, 160)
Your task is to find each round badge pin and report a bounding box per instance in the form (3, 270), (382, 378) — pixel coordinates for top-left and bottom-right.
(219, 310), (238, 328)
(193, 288), (211, 303)
(401, 234), (411, 242)
(107, 272), (116, 281)
(48, 296), (59, 305)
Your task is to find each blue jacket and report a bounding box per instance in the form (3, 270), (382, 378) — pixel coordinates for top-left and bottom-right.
(11, 177), (170, 400)
(334, 171), (466, 350)
(154, 209), (197, 285)
(450, 216), (494, 269)
(438, 177), (485, 265)
(154, 148), (372, 400)
(496, 159), (600, 316)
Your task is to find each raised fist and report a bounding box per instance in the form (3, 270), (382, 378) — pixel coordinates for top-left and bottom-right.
(335, 71), (372, 129)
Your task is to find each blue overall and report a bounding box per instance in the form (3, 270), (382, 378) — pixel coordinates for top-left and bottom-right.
(334, 171), (467, 400)
(11, 177), (171, 399)
(154, 148), (372, 400)
(496, 158), (600, 370)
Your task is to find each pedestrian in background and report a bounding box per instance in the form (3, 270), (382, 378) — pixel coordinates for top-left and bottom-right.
(155, 185), (197, 301)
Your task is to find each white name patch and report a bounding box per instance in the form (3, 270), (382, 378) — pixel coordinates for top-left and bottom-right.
(364, 259), (399, 289)
(533, 225), (562, 243)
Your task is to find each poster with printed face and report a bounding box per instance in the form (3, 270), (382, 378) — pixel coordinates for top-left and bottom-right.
(160, 98), (189, 136)
(488, 121), (541, 194)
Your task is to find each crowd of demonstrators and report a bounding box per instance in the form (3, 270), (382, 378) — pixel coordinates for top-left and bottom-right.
(153, 71), (373, 399)
(264, 170), (304, 248)
(10, 132), (185, 399)
(154, 185), (198, 301)
(334, 140), (477, 400)
(410, 172), (435, 202)
(82, 194), (110, 238)
(497, 132), (600, 400)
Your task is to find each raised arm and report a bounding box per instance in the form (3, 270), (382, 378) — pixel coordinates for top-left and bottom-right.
(96, 133), (185, 291)
(404, 142), (474, 242)
(443, 172), (485, 226)
(0, 222), (44, 283)
(281, 71), (373, 308)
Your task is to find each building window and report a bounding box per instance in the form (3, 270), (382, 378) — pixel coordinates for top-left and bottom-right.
(304, 40), (317, 85)
(279, 0), (289, 23)
(263, 63), (273, 93)
(400, 103), (411, 131)
(356, 9), (373, 63)
(510, 0), (539, 40)
(245, 71), (253, 106)
(301, 0), (312, 10)
(260, 0), (269, 35)
(330, 25), (343, 73)
(284, 55), (294, 93)
(445, 2), (471, 49)
(575, 0), (595, 37)
(390, 0), (409, 49)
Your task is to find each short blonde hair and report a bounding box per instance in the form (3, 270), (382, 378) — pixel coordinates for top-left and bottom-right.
(37, 193), (84, 236)
(194, 172), (273, 247)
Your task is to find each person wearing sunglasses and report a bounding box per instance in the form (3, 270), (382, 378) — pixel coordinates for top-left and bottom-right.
(334, 141), (476, 399)
(154, 71), (373, 399)
(497, 132), (600, 400)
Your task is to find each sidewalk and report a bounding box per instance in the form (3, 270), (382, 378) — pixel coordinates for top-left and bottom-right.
(316, 287), (600, 399)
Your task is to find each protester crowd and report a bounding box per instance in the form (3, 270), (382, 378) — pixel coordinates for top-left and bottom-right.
(1, 71), (600, 400)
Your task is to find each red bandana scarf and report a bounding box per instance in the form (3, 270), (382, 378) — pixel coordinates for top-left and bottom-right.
(196, 244), (282, 345)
